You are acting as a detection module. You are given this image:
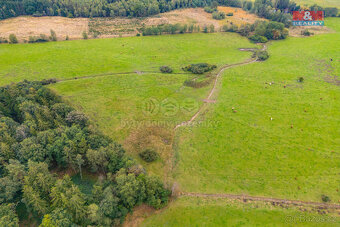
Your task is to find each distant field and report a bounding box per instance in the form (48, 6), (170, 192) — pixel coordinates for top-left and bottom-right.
(141, 197), (339, 226)
(294, 0), (340, 8)
(248, 0), (340, 8)
(0, 33), (255, 85)
(174, 18), (340, 202)
(0, 7), (264, 42)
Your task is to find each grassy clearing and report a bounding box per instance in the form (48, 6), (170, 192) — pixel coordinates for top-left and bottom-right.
(174, 18), (340, 202)
(0, 33), (255, 85)
(44, 33), (255, 177)
(141, 197), (339, 226)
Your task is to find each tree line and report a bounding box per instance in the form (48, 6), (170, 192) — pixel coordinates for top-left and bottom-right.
(242, 0), (339, 27)
(1, 0), (337, 26)
(0, 0), (216, 20)
(0, 80), (170, 226)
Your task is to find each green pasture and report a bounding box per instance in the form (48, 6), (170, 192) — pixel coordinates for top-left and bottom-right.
(0, 17), (339, 226)
(174, 18), (340, 202)
(141, 197), (339, 226)
(0, 33), (255, 86)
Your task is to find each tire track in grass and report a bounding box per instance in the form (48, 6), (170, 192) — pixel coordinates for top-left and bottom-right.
(180, 192), (340, 210)
(174, 45), (265, 129)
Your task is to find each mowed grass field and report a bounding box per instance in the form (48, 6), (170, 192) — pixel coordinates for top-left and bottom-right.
(174, 18), (340, 202)
(141, 197), (339, 226)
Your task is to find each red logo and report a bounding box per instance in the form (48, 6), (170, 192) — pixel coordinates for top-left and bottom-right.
(293, 11), (324, 21)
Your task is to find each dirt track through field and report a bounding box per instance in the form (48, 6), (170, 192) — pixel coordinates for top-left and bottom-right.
(181, 192), (340, 210)
(174, 45), (265, 130)
(171, 44), (340, 212)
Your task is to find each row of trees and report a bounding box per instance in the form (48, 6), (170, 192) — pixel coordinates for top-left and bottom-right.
(242, 0), (300, 27)
(141, 23), (215, 36)
(221, 20), (289, 42)
(0, 0), (248, 20)
(1, 0), (338, 22)
(0, 81), (170, 226)
(0, 0), (215, 20)
(242, 0), (339, 28)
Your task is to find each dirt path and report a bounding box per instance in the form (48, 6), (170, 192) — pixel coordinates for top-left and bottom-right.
(174, 45), (265, 130)
(181, 192), (340, 210)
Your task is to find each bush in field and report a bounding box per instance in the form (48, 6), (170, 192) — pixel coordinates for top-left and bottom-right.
(82, 31), (88, 39)
(160, 66), (173, 73)
(9, 34), (18, 44)
(203, 26), (208, 33)
(50, 29), (57, 41)
(227, 12), (234, 16)
(321, 194), (331, 202)
(183, 63), (217, 74)
(209, 24), (215, 33)
(28, 34), (49, 43)
(212, 11), (225, 20)
(256, 50), (269, 61)
(252, 21), (288, 40)
(301, 29), (313, 36)
(204, 7), (216, 13)
(139, 149), (158, 162)
(0, 37), (8, 43)
(298, 77), (304, 83)
(249, 34), (268, 43)
(221, 24), (238, 32)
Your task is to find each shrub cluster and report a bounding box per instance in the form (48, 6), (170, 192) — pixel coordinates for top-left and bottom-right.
(160, 66), (173, 73)
(28, 34), (49, 43)
(212, 11), (226, 20)
(141, 24), (202, 36)
(183, 63), (217, 74)
(249, 34), (268, 43)
(301, 29), (313, 37)
(255, 50), (269, 61)
(0, 37), (8, 44)
(139, 149), (158, 162)
(0, 81), (170, 226)
(9, 34), (18, 44)
(204, 6), (217, 14)
(222, 20), (288, 43)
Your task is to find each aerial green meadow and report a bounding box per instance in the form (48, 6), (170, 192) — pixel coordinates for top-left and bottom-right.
(0, 13), (339, 226)
(174, 18), (340, 202)
(0, 33), (254, 85)
(141, 197), (339, 226)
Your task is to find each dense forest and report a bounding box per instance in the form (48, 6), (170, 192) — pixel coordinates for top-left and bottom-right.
(1, 0), (337, 26)
(0, 81), (170, 226)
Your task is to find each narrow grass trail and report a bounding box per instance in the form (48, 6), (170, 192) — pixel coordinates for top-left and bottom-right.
(174, 44), (266, 130)
(180, 192), (340, 210)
